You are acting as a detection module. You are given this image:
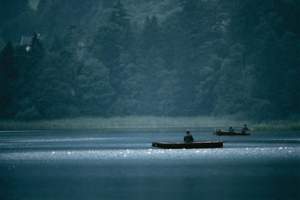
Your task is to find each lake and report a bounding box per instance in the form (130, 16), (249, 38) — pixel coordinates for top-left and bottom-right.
(0, 130), (299, 200)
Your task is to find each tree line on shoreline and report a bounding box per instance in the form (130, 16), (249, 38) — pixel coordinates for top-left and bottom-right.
(0, 0), (300, 121)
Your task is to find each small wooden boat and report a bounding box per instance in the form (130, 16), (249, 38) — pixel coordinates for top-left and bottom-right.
(152, 141), (223, 149)
(214, 130), (250, 136)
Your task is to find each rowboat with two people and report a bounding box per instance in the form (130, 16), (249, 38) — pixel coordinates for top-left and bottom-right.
(214, 124), (251, 136)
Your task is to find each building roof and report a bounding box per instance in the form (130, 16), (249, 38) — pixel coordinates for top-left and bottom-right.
(20, 36), (32, 46)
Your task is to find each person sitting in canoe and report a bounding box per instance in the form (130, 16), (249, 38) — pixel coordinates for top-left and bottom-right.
(216, 129), (222, 134)
(241, 124), (250, 134)
(184, 130), (194, 143)
(228, 126), (234, 133)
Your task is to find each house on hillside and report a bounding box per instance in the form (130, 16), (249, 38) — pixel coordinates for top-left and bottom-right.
(19, 33), (41, 52)
(20, 36), (32, 46)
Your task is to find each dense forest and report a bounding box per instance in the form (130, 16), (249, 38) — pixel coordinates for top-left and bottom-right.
(0, 0), (299, 120)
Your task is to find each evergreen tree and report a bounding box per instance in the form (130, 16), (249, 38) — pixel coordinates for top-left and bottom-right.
(77, 58), (114, 115)
(140, 16), (161, 50)
(94, 0), (133, 109)
(12, 33), (46, 119)
(0, 42), (16, 117)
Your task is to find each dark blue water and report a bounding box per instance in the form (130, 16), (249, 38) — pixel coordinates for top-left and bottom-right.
(0, 130), (300, 200)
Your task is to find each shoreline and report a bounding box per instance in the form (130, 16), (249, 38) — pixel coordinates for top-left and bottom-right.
(0, 116), (299, 132)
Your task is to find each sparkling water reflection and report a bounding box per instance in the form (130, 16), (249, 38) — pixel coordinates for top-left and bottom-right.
(0, 130), (300, 200)
(1, 147), (299, 161)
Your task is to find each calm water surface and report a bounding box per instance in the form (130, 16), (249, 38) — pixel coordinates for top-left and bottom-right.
(0, 130), (299, 200)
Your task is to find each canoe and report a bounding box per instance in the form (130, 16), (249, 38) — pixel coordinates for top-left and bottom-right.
(152, 141), (223, 149)
(214, 130), (250, 136)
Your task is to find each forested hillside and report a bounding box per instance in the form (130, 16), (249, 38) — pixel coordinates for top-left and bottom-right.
(0, 0), (299, 120)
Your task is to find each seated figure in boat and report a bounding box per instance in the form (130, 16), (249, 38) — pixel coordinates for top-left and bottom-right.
(241, 124), (250, 134)
(228, 126), (234, 133)
(215, 128), (222, 134)
(184, 130), (194, 143)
